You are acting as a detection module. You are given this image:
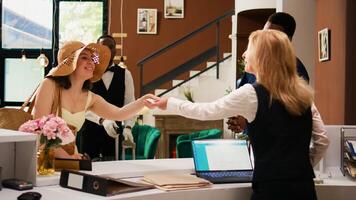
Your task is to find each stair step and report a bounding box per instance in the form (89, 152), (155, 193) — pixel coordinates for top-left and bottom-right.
(206, 60), (230, 68)
(190, 70), (200, 77)
(154, 89), (167, 96)
(207, 61), (216, 68)
(153, 53), (233, 98)
(155, 88), (182, 97)
(223, 52), (232, 58)
(172, 80), (184, 87)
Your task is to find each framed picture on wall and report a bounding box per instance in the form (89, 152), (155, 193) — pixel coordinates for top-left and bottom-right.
(137, 8), (157, 34)
(164, 0), (184, 18)
(318, 28), (330, 62)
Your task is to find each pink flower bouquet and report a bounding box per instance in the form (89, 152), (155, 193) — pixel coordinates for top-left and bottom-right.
(19, 114), (75, 148)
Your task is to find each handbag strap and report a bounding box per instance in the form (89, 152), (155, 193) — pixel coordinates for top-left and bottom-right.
(20, 84), (40, 113)
(20, 82), (62, 116)
(51, 83), (62, 117)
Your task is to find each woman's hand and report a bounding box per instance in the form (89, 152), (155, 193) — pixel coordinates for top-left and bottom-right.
(139, 94), (168, 110)
(140, 94), (160, 109)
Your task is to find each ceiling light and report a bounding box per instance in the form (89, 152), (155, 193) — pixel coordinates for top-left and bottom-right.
(37, 49), (49, 67)
(21, 49), (27, 62)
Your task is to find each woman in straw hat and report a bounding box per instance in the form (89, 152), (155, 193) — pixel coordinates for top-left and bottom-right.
(151, 30), (328, 199)
(33, 41), (158, 159)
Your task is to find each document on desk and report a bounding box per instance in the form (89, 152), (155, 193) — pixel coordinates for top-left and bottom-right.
(59, 170), (154, 196)
(142, 173), (212, 191)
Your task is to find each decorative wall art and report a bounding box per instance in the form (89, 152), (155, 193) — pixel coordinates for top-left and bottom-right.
(318, 28), (330, 62)
(164, 0), (184, 19)
(137, 8), (158, 34)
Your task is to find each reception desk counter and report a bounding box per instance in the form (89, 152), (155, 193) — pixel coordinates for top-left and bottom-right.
(1, 126), (356, 200)
(0, 158), (356, 200)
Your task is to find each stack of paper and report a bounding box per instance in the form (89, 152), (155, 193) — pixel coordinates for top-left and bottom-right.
(142, 173), (212, 191)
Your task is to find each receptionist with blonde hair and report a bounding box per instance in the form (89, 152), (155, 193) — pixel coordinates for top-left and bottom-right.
(152, 30), (328, 200)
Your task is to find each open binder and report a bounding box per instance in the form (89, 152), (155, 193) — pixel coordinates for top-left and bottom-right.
(59, 170), (154, 196)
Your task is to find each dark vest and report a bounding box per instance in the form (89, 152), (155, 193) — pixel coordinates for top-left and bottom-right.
(91, 65), (125, 108)
(248, 84), (314, 182)
(78, 66), (126, 157)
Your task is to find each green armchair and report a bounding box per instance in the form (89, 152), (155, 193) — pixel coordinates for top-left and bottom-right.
(176, 129), (222, 158)
(124, 124), (161, 160)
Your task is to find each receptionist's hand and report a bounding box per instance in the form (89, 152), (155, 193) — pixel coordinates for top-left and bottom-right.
(227, 115), (247, 133)
(151, 97), (168, 110)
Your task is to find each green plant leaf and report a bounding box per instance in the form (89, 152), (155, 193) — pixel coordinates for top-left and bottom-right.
(183, 87), (194, 102)
(237, 58), (246, 74)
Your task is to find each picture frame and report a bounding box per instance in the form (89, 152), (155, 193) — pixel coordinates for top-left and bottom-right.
(137, 8), (157, 34)
(164, 0), (184, 19)
(318, 28), (330, 62)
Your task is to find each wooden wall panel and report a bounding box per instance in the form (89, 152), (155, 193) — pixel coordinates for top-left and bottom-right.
(315, 0), (346, 124)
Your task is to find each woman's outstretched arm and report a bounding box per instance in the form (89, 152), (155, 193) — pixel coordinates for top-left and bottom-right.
(89, 93), (159, 121)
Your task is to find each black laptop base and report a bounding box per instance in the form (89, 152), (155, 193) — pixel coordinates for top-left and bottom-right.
(198, 175), (252, 184)
(197, 171), (253, 184)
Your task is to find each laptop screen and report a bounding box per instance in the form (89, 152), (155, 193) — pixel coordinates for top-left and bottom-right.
(192, 139), (253, 171)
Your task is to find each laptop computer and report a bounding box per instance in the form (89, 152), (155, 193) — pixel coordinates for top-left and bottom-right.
(192, 139), (253, 183)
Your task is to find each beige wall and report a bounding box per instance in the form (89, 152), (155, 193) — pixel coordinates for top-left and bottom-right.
(109, 0), (234, 97)
(277, 0), (316, 87)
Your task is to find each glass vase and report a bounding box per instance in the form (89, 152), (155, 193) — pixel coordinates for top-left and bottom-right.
(37, 147), (55, 175)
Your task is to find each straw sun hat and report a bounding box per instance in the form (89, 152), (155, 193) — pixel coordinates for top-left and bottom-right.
(47, 41), (111, 82)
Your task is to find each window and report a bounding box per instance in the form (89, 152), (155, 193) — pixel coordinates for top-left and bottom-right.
(0, 0), (108, 107)
(2, 0), (52, 49)
(0, 0), (52, 106)
(4, 59), (44, 102)
(59, 1), (104, 46)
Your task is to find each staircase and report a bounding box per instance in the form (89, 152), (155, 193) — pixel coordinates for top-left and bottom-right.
(136, 10), (236, 134)
(145, 51), (235, 133)
(154, 52), (234, 103)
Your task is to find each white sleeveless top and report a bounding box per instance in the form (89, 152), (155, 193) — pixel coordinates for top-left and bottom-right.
(61, 91), (92, 131)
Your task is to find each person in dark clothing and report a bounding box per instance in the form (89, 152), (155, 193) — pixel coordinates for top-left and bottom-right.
(239, 57), (309, 87)
(151, 30), (328, 200)
(79, 35), (136, 160)
(229, 12), (310, 133)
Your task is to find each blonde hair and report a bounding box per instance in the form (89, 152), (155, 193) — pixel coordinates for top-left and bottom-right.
(248, 30), (313, 115)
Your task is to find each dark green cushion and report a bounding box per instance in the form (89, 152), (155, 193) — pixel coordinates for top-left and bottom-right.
(176, 129), (222, 158)
(124, 124), (161, 160)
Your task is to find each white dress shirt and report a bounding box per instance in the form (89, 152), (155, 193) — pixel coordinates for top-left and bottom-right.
(86, 65), (136, 128)
(167, 84), (329, 166)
